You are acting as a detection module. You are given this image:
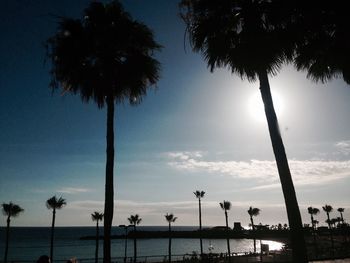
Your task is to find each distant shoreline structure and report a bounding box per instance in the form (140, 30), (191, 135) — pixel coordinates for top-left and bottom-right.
(80, 227), (290, 244)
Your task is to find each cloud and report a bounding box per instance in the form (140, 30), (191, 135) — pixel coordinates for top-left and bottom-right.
(167, 151), (350, 187)
(335, 140), (350, 155)
(57, 187), (90, 194)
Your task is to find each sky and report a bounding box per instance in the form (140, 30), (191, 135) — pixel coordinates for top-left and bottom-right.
(0, 0), (349, 228)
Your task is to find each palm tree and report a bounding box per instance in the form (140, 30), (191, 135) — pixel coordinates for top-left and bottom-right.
(322, 204), (334, 253)
(292, 2), (350, 85)
(193, 190), (205, 257)
(220, 200), (232, 262)
(128, 214), (142, 263)
(46, 195), (66, 262)
(307, 207), (320, 230)
(165, 213), (177, 262)
(307, 207), (320, 256)
(337, 208), (345, 223)
(46, 2), (161, 262)
(180, 1), (307, 261)
(92, 212), (104, 263)
(247, 207), (260, 253)
(2, 202), (24, 263)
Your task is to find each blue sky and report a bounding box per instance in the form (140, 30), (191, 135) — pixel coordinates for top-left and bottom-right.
(0, 0), (349, 228)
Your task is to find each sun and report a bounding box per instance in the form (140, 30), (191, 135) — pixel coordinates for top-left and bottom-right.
(248, 91), (284, 122)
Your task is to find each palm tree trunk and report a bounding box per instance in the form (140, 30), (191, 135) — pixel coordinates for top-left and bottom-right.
(50, 209), (56, 262)
(258, 70), (307, 263)
(250, 216), (256, 253)
(310, 214), (318, 257)
(104, 94), (115, 263)
(168, 223), (172, 262)
(95, 221), (99, 263)
(133, 225), (137, 263)
(4, 216), (10, 263)
(326, 213), (335, 255)
(198, 198), (203, 257)
(225, 210), (231, 262)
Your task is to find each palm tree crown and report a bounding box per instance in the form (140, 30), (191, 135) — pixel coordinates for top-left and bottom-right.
(292, 2), (350, 84)
(2, 203), (24, 218)
(128, 214), (142, 226)
(322, 205), (333, 214)
(248, 207), (260, 217)
(46, 196), (66, 210)
(46, 1), (161, 107)
(194, 190), (205, 199)
(308, 207), (320, 216)
(165, 213), (178, 223)
(180, 0), (294, 80)
(220, 200), (232, 211)
(92, 212), (104, 222)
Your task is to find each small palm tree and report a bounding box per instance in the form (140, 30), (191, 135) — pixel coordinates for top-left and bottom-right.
(220, 200), (232, 262)
(307, 207), (320, 256)
(337, 208), (345, 223)
(128, 214), (142, 263)
(247, 207), (260, 253)
(165, 213), (177, 262)
(322, 204), (334, 253)
(46, 2), (161, 262)
(2, 202), (24, 263)
(92, 212), (104, 263)
(193, 190), (205, 257)
(46, 196), (66, 262)
(307, 207), (320, 230)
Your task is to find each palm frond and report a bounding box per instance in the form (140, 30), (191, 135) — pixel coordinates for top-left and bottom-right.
(46, 1), (161, 108)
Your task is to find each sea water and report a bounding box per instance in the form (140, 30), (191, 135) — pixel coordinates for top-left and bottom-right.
(0, 226), (283, 262)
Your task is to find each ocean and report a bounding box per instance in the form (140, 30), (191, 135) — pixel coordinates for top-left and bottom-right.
(0, 226), (283, 262)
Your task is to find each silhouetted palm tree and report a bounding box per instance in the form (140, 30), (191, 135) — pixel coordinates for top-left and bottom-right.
(92, 212), (104, 263)
(46, 2), (161, 262)
(307, 207), (320, 230)
(2, 202), (24, 263)
(322, 204), (334, 253)
(46, 196), (66, 262)
(292, 2), (350, 85)
(165, 213), (177, 262)
(128, 214), (142, 263)
(180, 1), (306, 261)
(247, 206), (260, 253)
(337, 208), (345, 223)
(193, 190), (205, 256)
(220, 200), (232, 262)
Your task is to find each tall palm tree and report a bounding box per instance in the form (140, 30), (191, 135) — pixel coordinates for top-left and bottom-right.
(247, 206), (260, 253)
(128, 214), (142, 263)
(2, 202), (24, 263)
(92, 212), (104, 263)
(220, 200), (232, 262)
(46, 195), (66, 262)
(46, 2), (161, 262)
(193, 190), (205, 257)
(180, 1), (307, 261)
(292, 2), (350, 85)
(337, 208), (345, 223)
(322, 204), (334, 253)
(165, 213), (177, 262)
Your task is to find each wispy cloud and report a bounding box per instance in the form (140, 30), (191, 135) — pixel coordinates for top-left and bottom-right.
(335, 140), (350, 155)
(167, 151), (350, 187)
(57, 187), (90, 194)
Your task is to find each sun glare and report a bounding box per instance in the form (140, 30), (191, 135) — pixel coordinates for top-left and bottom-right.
(248, 91), (284, 123)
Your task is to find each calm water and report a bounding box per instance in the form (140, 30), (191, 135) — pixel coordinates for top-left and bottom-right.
(0, 227), (283, 261)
